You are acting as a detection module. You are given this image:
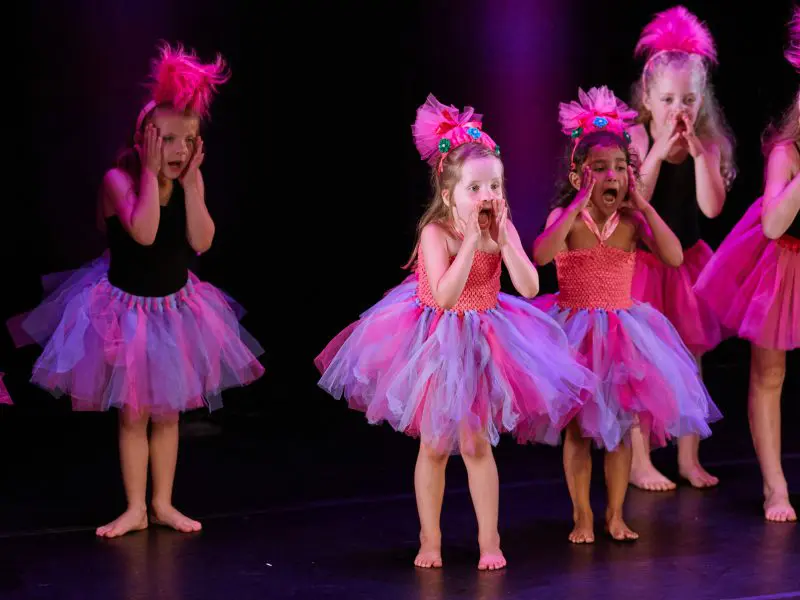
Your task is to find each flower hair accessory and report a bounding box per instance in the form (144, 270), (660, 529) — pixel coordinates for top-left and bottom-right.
(558, 86), (638, 167)
(786, 6), (800, 73)
(135, 42), (231, 132)
(412, 94), (499, 172)
(635, 6), (717, 80)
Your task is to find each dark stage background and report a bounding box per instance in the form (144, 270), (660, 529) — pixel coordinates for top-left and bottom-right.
(1, 0), (798, 534)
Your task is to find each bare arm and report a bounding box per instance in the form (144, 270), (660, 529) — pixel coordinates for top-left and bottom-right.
(625, 165), (683, 267)
(685, 118), (726, 218)
(761, 143), (800, 239)
(420, 217), (480, 310)
(501, 220), (539, 298)
(103, 124), (162, 246)
(181, 138), (215, 253)
(533, 167), (594, 265)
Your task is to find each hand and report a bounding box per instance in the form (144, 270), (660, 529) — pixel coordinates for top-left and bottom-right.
(679, 116), (704, 158)
(457, 202), (482, 249)
(571, 165), (595, 212)
(489, 198), (509, 247)
(137, 123), (162, 176)
(650, 114), (682, 161)
(622, 165), (650, 212)
(180, 136), (205, 188)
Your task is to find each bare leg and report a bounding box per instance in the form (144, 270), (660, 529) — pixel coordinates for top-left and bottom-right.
(460, 430), (505, 570)
(149, 415), (201, 533)
(96, 409), (150, 538)
(414, 442), (448, 568)
(678, 356), (719, 488)
(563, 420), (594, 544)
(604, 443), (639, 541)
(629, 420), (676, 492)
(749, 346), (796, 522)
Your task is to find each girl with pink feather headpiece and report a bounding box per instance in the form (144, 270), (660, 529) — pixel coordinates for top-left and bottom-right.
(315, 94), (593, 570)
(625, 5), (736, 494)
(695, 6), (800, 524)
(533, 85), (720, 544)
(7, 43), (264, 537)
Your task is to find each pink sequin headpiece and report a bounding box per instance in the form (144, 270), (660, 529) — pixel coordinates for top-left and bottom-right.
(786, 6), (800, 73)
(635, 6), (717, 83)
(135, 42), (230, 132)
(558, 86), (638, 167)
(412, 94), (499, 173)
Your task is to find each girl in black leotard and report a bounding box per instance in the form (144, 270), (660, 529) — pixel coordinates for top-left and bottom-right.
(626, 7), (737, 492)
(9, 43), (264, 537)
(696, 12), (800, 521)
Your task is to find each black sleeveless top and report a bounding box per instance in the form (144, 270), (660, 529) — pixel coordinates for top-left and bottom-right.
(106, 182), (193, 297)
(645, 130), (701, 249)
(786, 142), (800, 238)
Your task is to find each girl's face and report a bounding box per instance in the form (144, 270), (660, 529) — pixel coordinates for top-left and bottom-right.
(444, 155), (504, 231)
(147, 108), (199, 180)
(645, 65), (703, 135)
(571, 143), (629, 218)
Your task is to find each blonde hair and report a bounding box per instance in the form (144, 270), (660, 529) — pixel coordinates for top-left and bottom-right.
(406, 143), (506, 268)
(762, 89), (800, 159)
(631, 51), (737, 188)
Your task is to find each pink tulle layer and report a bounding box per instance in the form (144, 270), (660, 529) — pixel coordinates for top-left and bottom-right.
(694, 199), (800, 351)
(632, 240), (722, 355)
(316, 277), (594, 455)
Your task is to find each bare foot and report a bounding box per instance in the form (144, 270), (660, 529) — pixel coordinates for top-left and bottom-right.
(414, 532), (442, 569)
(629, 463), (676, 492)
(150, 503), (202, 533)
(478, 533), (506, 571)
(96, 506), (148, 538)
(679, 462), (719, 488)
(605, 512), (639, 542)
(568, 510), (595, 544)
(764, 490), (797, 523)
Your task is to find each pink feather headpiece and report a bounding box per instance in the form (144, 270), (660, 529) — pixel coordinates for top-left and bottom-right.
(135, 43), (231, 131)
(635, 6), (717, 80)
(786, 6), (800, 73)
(412, 94), (499, 173)
(558, 87), (638, 166)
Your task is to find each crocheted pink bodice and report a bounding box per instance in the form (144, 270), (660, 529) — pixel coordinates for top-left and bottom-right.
(416, 248), (501, 312)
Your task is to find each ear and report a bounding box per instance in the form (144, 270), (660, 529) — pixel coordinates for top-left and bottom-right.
(441, 188), (451, 207)
(568, 170), (582, 192)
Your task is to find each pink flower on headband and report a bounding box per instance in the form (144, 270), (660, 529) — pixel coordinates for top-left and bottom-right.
(136, 43), (230, 131)
(559, 86), (637, 143)
(635, 6), (717, 64)
(412, 94), (499, 171)
(786, 6), (800, 72)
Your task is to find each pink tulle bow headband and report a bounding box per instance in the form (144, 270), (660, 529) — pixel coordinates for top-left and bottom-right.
(558, 86), (638, 167)
(412, 94), (499, 172)
(135, 42), (230, 132)
(635, 6), (717, 84)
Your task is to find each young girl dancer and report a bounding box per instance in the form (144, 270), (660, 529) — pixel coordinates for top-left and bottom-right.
(10, 43), (264, 537)
(695, 8), (800, 523)
(316, 94), (593, 569)
(533, 86), (721, 543)
(627, 6), (737, 491)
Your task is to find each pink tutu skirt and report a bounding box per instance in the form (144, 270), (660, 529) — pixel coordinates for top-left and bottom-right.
(8, 255), (264, 419)
(533, 295), (720, 451)
(0, 373), (11, 405)
(315, 276), (594, 455)
(694, 199), (800, 351)
(632, 241), (722, 355)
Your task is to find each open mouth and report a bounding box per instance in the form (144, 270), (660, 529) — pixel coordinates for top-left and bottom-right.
(601, 188), (618, 205)
(167, 160), (184, 171)
(478, 208), (492, 229)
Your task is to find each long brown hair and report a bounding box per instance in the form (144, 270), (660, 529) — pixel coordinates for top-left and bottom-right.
(406, 143), (507, 268)
(631, 51), (737, 189)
